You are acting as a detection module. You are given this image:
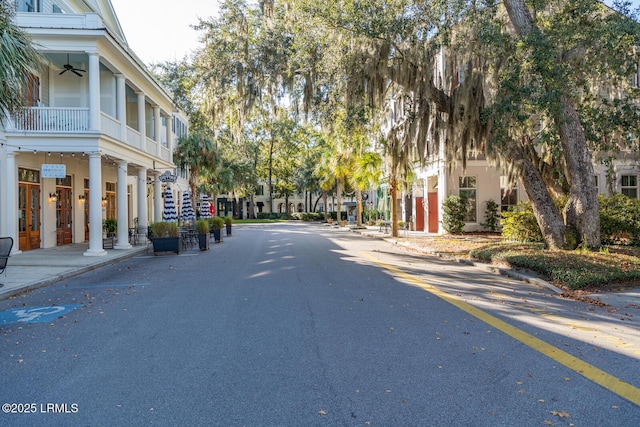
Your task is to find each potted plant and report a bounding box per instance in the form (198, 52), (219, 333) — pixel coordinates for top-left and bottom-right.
(209, 216), (224, 243)
(103, 218), (117, 237)
(224, 216), (233, 236)
(195, 219), (210, 251)
(149, 221), (180, 255)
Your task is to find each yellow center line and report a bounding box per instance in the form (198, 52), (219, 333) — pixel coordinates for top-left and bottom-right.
(360, 251), (640, 407)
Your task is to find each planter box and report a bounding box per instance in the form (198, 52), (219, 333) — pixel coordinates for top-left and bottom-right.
(152, 236), (181, 255)
(198, 233), (210, 251)
(226, 224), (232, 236)
(212, 228), (223, 243)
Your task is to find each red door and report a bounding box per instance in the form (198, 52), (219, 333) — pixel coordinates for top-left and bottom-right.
(428, 192), (439, 233)
(415, 197), (424, 231)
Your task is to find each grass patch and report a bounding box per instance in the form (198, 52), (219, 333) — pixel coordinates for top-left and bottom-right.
(470, 243), (640, 290)
(233, 219), (289, 224)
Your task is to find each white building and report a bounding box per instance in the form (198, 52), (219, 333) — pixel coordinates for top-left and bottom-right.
(405, 45), (640, 234)
(0, 0), (188, 255)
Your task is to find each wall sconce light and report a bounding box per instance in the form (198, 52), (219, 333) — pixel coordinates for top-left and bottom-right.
(78, 194), (86, 201)
(49, 192), (57, 202)
(101, 197), (107, 207)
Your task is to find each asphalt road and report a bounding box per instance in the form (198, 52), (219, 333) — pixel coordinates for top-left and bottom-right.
(1, 223), (639, 426)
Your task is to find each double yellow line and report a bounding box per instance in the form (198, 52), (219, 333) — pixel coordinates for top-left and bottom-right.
(360, 251), (640, 406)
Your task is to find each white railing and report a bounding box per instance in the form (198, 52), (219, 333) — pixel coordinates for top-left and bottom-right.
(9, 107), (89, 132)
(126, 128), (143, 150)
(100, 113), (121, 140)
(146, 138), (158, 155)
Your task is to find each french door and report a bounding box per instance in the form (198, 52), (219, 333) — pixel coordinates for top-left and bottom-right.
(55, 187), (73, 245)
(18, 183), (41, 251)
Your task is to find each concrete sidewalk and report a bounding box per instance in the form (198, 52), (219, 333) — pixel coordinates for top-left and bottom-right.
(0, 243), (150, 300)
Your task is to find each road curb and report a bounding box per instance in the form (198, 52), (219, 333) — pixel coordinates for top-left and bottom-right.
(0, 247), (148, 300)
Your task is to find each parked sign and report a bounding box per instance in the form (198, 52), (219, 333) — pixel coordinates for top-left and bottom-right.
(41, 164), (66, 178)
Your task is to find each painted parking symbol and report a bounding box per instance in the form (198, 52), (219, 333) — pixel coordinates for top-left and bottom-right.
(0, 304), (81, 325)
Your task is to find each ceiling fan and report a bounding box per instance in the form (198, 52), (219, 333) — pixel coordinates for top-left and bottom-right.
(59, 54), (86, 77)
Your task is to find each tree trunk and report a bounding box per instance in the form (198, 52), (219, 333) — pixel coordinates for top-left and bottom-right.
(336, 179), (343, 224)
(390, 176), (399, 237)
(503, 0), (601, 249)
(516, 147), (566, 249)
(356, 188), (363, 227)
(556, 98), (601, 249)
(322, 190), (328, 221)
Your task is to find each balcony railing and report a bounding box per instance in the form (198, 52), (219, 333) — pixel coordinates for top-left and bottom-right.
(9, 107), (89, 132)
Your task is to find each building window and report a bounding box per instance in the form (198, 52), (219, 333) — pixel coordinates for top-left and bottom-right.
(105, 182), (116, 219)
(621, 175), (638, 199)
(500, 176), (518, 212)
(459, 176), (477, 222)
(16, 0), (40, 12)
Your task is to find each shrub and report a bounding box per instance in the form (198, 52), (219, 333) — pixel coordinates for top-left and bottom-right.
(501, 201), (543, 243)
(224, 216), (233, 225)
(149, 221), (179, 238)
(442, 195), (466, 234)
(195, 219), (209, 234)
(481, 199), (500, 232)
(210, 216), (224, 230)
(599, 194), (640, 245)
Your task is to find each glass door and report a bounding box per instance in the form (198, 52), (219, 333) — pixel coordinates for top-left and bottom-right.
(55, 188), (73, 245)
(18, 183), (41, 251)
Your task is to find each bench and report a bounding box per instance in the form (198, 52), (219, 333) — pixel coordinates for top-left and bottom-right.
(378, 221), (391, 233)
(0, 237), (14, 287)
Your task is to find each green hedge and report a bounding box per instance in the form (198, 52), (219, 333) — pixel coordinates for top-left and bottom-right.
(599, 194), (640, 245)
(501, 194), (640, 245)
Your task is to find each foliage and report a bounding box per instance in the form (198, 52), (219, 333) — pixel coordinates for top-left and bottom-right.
(290, 212), (324, 221)
(599, 193), (640, 245)
(481, 199), (501, 232)
(195, 219), (210, 234)
(501, 202), (544, 243)
(0, 2), (43, 123)
(224, 216), (233, 225)
(442, 195), (466, 234)
(102, 218), (117, 234)
(174, 130), (217, 205)
(149, 222), (179, 238)
(470, 243), (640, 290)
(209, 216), (224, 230)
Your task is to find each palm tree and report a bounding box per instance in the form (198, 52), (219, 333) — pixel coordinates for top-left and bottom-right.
(173, 130), (217, 210)
(352, 151), (382, 226)
(0, 2), (42, 123)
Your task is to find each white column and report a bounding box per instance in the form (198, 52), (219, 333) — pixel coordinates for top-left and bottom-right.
(115, 73), (126, 140)
(154, 177), (162, 222)
(88, 52), (101, 131)
(84, 152), (107, 256)
(5, 153), (19, 253)
(154, 106), (161, 157)
(138, 168), (148, 227)
(137, 92), (146, 140)
(167, 115), (174, 153)
(114, 161), (131, 249)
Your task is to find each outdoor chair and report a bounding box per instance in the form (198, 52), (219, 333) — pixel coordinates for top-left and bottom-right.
(0, 236), (14, 287)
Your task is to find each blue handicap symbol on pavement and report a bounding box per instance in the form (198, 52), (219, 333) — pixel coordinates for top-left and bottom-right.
(0, 304), (82, 325)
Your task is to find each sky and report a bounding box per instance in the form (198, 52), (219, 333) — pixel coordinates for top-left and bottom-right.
(109, 0), (220, 65)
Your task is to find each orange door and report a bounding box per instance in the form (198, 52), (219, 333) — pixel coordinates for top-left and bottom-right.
(428, 192), (439, 233)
